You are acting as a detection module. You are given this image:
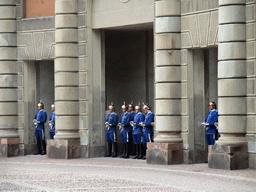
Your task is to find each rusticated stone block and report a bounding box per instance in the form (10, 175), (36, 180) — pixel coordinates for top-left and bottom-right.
(0, 141), (19, 157)
(146, 143), (183, 165)
(208, 144), (248, 170)
(208, 153), (248, 170)
(47, 139), (80, 159)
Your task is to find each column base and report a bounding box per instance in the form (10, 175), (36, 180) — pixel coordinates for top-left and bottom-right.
(47, 139), (81, 159)
(146, 142), (183, 165)
(208, 144), (248, 170)
(0, 138), (20, 157)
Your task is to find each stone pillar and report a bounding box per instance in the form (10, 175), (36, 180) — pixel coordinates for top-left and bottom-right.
(47, 0), (80, 159)
(208, 0), (248, 169)
(147, 0), (183, 165)
(0, 0), (20, 157)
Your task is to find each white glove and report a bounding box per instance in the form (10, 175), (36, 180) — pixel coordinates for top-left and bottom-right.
(105, 122), (109, 125)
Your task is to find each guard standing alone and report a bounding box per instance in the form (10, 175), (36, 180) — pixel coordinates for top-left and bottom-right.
(201, 101), (219, 145)
(118, 102), (131, 158)
(105, 102), (118, 157)
(48, 104), (55, 139)
(33, 100), (47, 155)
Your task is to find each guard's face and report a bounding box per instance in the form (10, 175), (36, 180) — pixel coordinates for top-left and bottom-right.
(122, 108), (126, 113)
(51, 107), (55, 112)
(128, 107), (133, 112)
(209, 105), (215, 110)
(144, 109), (148, 114)
(109, 108), (114, 113)
(135, 109), (139, 113)
(38, 106), (42, 110)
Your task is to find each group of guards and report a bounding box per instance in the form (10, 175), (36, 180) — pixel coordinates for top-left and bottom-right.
(33, 101), (55, 155)
(32, 100), (218, 156)
(105, 102), (154, 159)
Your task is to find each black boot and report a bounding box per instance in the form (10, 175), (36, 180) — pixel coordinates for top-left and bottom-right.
(142, 145), (146, 160)
(120, 144), (125, 158)
(133, 144), (139, 159)
(124, 143), (129, 158)
(105, 143), (112, 157)
(34, 140), (41, 155)
(138, 143), (143, 159)
(112, 142), (118, 157)
(41, 140), (46, 155)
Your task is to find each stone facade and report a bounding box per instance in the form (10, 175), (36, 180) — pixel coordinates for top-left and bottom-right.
(0, 0), (255, 169)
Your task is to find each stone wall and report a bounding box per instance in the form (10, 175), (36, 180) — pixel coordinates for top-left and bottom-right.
(246, 0), (256, 168)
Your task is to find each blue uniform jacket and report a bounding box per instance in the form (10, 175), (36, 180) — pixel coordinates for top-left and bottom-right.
(130, 111), (136, 121)
(133, 112), (145, 135)
(49, 112), (55, 132)
(120, 112), (131, 132)
(34, 110), (47, 130)
(205, 109), (218, 134)
(106, 112), (118, 133)
(143, 111), (154, 134)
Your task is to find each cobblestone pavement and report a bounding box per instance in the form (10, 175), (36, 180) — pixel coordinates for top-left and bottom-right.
(0, 155), (256, 192)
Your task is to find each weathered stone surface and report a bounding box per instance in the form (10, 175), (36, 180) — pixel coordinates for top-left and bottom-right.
(249, 153), (256, 169)
(155, 0), (180, 17)
(0, 20), (16, 32)
(208, 152), (248, 170)
(219, 42), (246, 60)
(218, 79), (247, 96)
(218, 97), (246, 115)
(155, 100), (182, 115)
(55, 0), (77, 14)
(55, 15), (78, 28)
(155, 67), (181, 82)
(146, 143), (183, 165)
(55, 87), (79, 101)
(218, 60), (246, 78)
(155, 34), (181, 50)
(47, 139), (80, 159)
(155, 83), (181, 99)
(55, 29), (78, 43)
(183, 149), (208, 164)
(0, 144), (19, 157)
(219, 24), (246, 42)
(218, 116), (246, 133)
(55, 72), (79, 86)
(55, 44), (78, 57)
(155, 17), (180, 33)
(155, 116), (181, 132)
(219, 6), (246, 24)
(155, 50), (181, 66)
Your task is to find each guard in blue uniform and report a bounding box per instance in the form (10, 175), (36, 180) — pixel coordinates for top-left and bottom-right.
(105, 102), (118, 157)
(119, 102), (131, 158)
(48, 104), (55, 139)
(33, 100), (47, 155)
(201, 101), (219, 145)
(131, 103), (145, 159)
(141, 103), (154, 160)
(128, 101), (136, 155)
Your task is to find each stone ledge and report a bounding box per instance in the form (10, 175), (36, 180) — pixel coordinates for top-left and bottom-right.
(47, 139), (80, 159)
(147, 142), (183, 150)
(0, 137), (19, 145)
(209, 144), (248, 154)
(146, 143), (183, 165)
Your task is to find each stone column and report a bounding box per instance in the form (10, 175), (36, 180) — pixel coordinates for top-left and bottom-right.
(47, 0), (80, 159)
(208, 0), (248, 169)
(147, 0), (183, 165)
(0, 0), (20, 157)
